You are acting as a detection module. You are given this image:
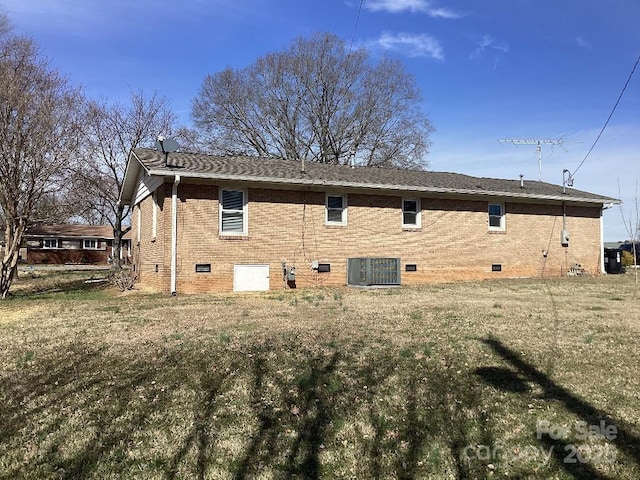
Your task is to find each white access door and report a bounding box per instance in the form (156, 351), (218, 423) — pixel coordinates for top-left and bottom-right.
(233, 264), (270, 292)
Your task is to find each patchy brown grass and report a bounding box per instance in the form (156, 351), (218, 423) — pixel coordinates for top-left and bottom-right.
(0, 273), (639, 479)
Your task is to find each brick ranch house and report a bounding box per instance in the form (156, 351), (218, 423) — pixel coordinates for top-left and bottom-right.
(25, 224), (131, 265)
(119, 148), (619, 294)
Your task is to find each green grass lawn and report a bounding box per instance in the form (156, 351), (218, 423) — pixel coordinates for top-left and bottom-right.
(0, 272), (639, 479)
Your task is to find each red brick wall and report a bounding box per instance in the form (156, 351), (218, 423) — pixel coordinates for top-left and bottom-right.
(131, 181), (603, 294)
(26, 238), (111, 264)
(27, 249), (109, 265)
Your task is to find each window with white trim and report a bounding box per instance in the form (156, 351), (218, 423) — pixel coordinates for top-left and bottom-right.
(220, 188), (247, 235)
(488, 203), (505, 231)
(83, 239), (98, 249)
(326, 194), (347, 225)
(402, 198), (421, 228)
(43, 238), (59, 249)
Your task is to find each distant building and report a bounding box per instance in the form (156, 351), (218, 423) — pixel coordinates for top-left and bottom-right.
(25, 224), (130, 265)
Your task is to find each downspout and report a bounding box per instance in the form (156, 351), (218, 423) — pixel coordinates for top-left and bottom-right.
(600, 203), (614, 274)
(170, 174), (181, 295)
(600, 208), (605, 274)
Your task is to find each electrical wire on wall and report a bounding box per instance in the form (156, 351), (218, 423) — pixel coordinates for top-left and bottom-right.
(288, 190), (332, 287)
(287, 190), (310, 287)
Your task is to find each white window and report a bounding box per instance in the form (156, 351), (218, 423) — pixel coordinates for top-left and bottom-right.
(402, 198), (421, 228)
(220, 188), (247, 235)
(83, 239), (98, 249)
(43, 238), (59, 249)
(488, 203), (505, 231)
(326, 194), (347, 225)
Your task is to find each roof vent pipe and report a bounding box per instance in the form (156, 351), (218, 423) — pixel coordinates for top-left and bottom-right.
(349, 149), (356, 169)
(519, 174), (524, 188)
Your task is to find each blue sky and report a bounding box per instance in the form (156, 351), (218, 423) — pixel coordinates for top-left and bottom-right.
(2, 0), (639, 241)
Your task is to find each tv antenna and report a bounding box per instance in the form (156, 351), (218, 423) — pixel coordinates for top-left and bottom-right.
(498, 136), (574, 181)
(156, 135), (180, 166)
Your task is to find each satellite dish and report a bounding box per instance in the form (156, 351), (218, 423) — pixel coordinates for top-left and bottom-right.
(156, 136), (180, 154)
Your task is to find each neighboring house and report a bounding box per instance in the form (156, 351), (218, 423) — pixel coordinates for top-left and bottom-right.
(121, 229), (133, 264)
(119, 148), (619, 294)
(26, 225), (116, 265)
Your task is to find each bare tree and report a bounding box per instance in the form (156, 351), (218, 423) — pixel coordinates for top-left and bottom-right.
(0, 12), (11, 37)
(619, 179), (639, 299)
(192, 32), (434, 169)
(0, 29), (84, 299)
(76, 89), (176, 269)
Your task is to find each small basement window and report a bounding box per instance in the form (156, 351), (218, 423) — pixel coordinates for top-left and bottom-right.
(317, 263), (331, 273)
(195, 264), (212, 273)
(405, 264), (417, 272)
(492, 264), (502, 272)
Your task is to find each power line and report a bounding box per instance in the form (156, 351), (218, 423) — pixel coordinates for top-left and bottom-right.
(349, 0), (365, 52)
(573, 52), (640, 177)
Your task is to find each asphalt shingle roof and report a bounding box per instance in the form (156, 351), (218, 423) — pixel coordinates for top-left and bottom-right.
(27, 225), (114, 239)
(126, 148), (619, 205)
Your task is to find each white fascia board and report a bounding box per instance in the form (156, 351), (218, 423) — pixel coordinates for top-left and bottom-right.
(146, 169), (619, 206)
(119, 151), (152, 205)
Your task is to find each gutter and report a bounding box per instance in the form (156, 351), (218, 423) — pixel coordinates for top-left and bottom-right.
(170, 174), (180, 295)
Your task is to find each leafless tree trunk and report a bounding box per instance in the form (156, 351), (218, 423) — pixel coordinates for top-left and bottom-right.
(193, 32), (434, 170)
(75, 89), (176, 269)
(0, 29), (83, 299)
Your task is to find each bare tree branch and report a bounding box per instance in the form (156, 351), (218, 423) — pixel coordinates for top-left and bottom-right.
(192, 32), (434, 169)
(74, 89), (176, 269)
(0, 28), (84, 298)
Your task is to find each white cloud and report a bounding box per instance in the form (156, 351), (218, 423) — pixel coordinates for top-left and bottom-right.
(364, 0), (463, 18)
(366, 0), (429, 13)
(575, 36), (590, 48)
(470, 34), (509, 59)
(427, 7), (462, 19)
(373, 32), (444, 60)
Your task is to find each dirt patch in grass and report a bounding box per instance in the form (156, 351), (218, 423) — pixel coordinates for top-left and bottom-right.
(0, 274), (639, 479)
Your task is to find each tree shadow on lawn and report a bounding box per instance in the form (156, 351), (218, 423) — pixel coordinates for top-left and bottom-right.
(231, 339), (497, 479)
(0, 343), (182, 479)
(476, 336), (640, 480)
(1, 337), (496, 479)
